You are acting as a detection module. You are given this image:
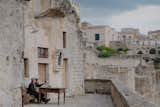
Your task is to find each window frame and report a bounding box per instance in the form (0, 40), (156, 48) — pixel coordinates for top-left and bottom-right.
(95, 33), (100, 41)
(63, 32), (67, 48)
(38, 47), (49, 58)
(24, 58), (29, 78)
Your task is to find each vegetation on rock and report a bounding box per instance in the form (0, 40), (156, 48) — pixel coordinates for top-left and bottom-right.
(96, 45), (128, 58)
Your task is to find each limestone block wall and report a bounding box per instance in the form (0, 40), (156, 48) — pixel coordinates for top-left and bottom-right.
(84, 50), (139, 91)
(84, 79), (111, 94)
(135, 64), (156, 103)
(63, 15), (84, 95)
(0, 0), (24, 107)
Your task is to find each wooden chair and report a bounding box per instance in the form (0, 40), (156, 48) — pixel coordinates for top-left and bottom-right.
(21, 88), (36, 105)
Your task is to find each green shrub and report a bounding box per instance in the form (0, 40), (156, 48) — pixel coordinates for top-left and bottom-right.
(97, 45), (117, 58)
(96, 45), (106, 51)
(96, 46), (128, 58)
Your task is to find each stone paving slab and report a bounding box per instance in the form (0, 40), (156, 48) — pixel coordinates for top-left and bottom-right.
(25, 94), (114, 107)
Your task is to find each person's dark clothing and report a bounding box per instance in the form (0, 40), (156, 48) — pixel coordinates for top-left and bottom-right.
(27, 82), (46, 102)
(28, 82), (36, 93)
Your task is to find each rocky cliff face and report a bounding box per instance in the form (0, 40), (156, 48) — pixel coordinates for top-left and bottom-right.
(0, 0), (24, 106)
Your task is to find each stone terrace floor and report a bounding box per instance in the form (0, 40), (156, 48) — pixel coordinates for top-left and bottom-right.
(25, 94), (114, 107)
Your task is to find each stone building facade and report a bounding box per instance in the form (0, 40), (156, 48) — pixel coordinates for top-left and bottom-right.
(117, 28), (142, 49)
(81, 22), (119, 48)
(148, 30), (160, 40)
(0, 0), (24, 107)
(23, 0), (84, 96)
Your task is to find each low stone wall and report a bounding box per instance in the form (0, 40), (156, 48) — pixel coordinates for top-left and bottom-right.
(111, 80), (157, 107)
(84, 79), (111, 94)
(84, 79), (158, 107)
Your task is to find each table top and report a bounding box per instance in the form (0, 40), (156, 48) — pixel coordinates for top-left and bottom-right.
(39, 87), (66, 93)
(39, 87), (66, 90)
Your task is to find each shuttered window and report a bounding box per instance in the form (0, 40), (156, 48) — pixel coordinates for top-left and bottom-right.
(95, 34), (100, 41)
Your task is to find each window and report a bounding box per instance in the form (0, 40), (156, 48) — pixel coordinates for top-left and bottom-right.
(24, 58), (29, 77)
(38, 47), (48, 58)
(63, 32), (67, 48)
(95, 34), (100, 41)
(150, 48), (156, 54)
(123, 35), (126, 39)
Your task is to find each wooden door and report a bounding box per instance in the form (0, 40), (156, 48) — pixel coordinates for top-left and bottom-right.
(64, 59), (68, 88)
(38, 63), (48, 83)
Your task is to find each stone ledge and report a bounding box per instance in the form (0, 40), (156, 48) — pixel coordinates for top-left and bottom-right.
(84, 79), (158, 107)
(111, 79), (158, 107)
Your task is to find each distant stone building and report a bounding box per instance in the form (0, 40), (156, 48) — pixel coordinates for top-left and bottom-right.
(81, 22), (119, 48)
(148, 30), (160, 40)
(0, 0), (24, 107)
(24, 0), (84, 96)
(118, 28), (142, 49)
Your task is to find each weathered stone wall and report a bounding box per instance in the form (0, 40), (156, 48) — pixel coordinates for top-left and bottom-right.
(63, 16), (84, 95)
(0, 0), (24, 106)
(134, 64), (156, 103)
(84, 49), (139, 91)
(84, 79), (111, 94)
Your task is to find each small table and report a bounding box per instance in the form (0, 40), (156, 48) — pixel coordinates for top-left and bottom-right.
(39, 88), (65, 105)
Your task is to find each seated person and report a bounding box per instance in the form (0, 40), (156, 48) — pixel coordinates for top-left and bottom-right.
(27, 78), (50, 104)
